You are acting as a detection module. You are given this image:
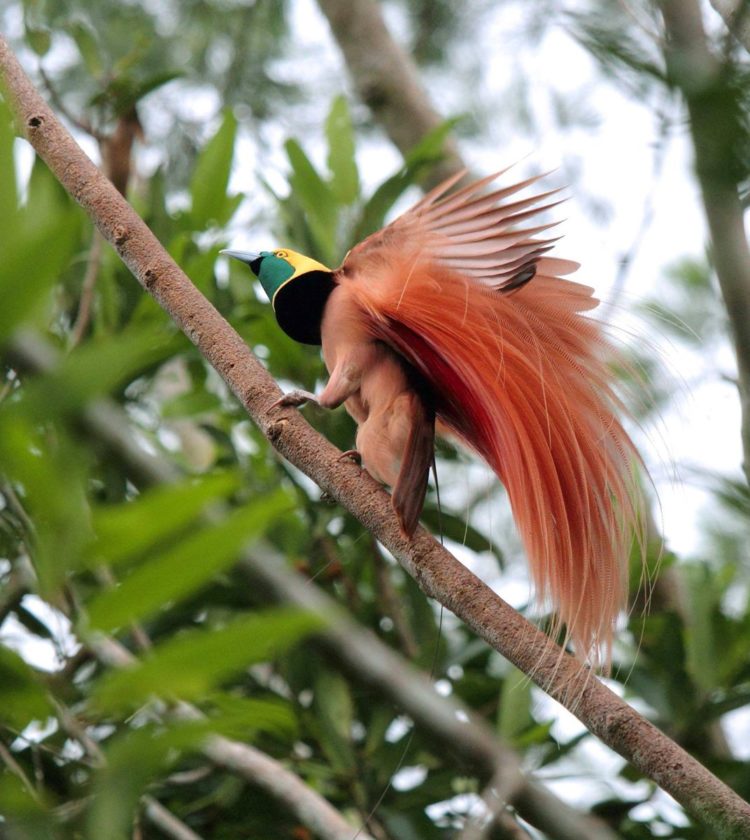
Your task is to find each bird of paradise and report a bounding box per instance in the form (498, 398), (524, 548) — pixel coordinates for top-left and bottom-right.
(224, 166), (646, 666)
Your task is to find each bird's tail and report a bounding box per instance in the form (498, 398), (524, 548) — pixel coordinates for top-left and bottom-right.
(349, 251), (646, 666)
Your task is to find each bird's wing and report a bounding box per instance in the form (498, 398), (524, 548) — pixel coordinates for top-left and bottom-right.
(344, 167), (580, 290)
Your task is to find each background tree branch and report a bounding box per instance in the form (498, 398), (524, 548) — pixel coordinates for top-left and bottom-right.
(708, 0), (750, 54)
(316, 0), (465, 187)
(660, 0), (750, 486)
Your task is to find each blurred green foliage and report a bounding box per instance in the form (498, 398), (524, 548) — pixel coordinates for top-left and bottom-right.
(0, 2), (749, 839)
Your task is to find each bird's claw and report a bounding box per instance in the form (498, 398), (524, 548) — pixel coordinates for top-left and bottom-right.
(339, 449), (362, 466)
(269, 389), (319, 411)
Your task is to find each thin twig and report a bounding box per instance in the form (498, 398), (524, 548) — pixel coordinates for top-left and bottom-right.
(70, 229), (104, 347)
(52, 699), (106, 768)
(0, 740), (41, 804)
(38, 64), (103, 141)
(142, 796), (204, 840)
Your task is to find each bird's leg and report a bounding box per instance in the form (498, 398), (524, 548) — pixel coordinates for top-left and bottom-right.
(272, 356), (363, 413)
(270, 389), (318, 410)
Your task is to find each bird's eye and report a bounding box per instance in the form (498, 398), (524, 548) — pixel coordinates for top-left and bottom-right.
(276, 249), (288, 259)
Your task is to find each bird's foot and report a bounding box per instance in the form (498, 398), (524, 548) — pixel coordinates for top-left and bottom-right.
(269, 389), (319, 411)
(339, 449), (362, 466)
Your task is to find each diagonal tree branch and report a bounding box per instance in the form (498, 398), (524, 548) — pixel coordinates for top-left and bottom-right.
(2, 35), (750, 839)
(241, 550), (618, 840)
(660, 0), (750, 487)
(89, 636), (374, 840)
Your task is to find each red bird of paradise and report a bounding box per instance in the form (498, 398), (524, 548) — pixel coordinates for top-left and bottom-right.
(224, 167), (646, 664)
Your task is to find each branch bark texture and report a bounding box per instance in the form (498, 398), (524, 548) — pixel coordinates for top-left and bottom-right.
(2, 35), (750, 839)
(661, 0), (750, 486)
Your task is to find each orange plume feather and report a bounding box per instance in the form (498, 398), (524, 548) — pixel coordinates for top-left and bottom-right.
(340, 247), (644, 664)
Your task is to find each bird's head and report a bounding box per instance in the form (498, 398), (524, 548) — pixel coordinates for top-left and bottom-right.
(221, 247), (334, 345)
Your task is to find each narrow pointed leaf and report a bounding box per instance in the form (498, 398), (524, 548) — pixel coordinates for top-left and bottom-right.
(190, 109), (238, 228)
(85, 490), (291, 631)
(92, 608), (322, 712)
(325, 95), (359, 204)
(90, 471), (241, 567)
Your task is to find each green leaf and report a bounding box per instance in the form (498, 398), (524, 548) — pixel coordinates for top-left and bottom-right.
(206, 693), (298, 739)
(353, 117), (460, 242)
(87, 721), (218, 840)
(402, 117), (460, 168)
(190, 109), (238, 229)
(683, 563), (719, 693)
(0, 414), (92, 591)
(0, 645), (54, 729)
(19, 327), (176, 420)
(0, 191), (79, 344)
(84, 490), (292, 631)
(67, 19), (103, 77)
(497, 665), (532, 742)
(124, 70), (182, 112)
(0, 99), (18, 240)
(284, 138), (337, 265)
(0, 774), (52, 838)
(90, 471), (241, 567)
(91, 608), (322, 712)
(311, 669), (355, 772)
(325, 95), (359, 204)
(161, 388), (223, 419)
(24, 24), (51, 57)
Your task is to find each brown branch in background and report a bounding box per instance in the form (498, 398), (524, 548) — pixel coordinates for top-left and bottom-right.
(141, 796), (204, 840)
(243, 549), (618, 840)
(315, 0), (465, 188)
(370, 537), (419, 658)
(91, 637), (377, 840)
(709, 0), (750, 54)
(2, 36), (750, 839)
(69, 230), (104, 347)
(102, 105), (142, 197)
(660, 0), (750, 488)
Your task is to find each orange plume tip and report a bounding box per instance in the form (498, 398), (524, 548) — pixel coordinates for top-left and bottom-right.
(344, 249), (646, 668)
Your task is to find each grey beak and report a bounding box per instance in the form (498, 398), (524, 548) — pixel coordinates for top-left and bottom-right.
(220, 249), (261, 263)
